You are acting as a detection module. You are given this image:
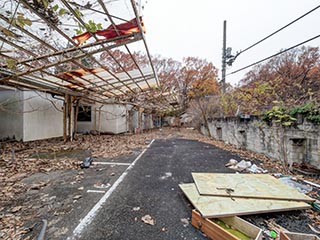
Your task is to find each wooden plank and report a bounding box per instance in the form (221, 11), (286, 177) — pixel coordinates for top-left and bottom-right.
(220, 217), (263, 240)
(280, 231), (320, 240)
(179, 183), (310, 218)
(192, 173), (314, 202)
(192, 210), (238, 240)
(192, 210), (263, 240)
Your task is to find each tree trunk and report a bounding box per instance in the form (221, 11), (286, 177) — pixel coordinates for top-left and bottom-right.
(198, 99), (211, 137)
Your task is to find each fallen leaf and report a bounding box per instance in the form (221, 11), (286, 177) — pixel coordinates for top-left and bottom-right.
(141, 214), (155, 225)
(73, 195), (82, 200)
(11, 206), (22, 213)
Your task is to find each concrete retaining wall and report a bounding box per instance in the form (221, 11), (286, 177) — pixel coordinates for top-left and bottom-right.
(202, 117), (320, 169)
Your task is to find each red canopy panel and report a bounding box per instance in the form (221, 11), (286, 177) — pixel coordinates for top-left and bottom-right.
(72, 17), (145, 45)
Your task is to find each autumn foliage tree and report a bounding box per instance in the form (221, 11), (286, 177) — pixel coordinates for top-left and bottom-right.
(222, 46), (320, 116)
(182, 57), (220, 135)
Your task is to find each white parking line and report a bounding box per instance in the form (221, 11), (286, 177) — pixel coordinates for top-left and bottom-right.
(92, 162), (131, 166)
(69, 139), (155, 239)
(87, 190), (106, 193)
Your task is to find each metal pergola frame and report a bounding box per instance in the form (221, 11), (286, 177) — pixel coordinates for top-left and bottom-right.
(0, 0), (182, 141)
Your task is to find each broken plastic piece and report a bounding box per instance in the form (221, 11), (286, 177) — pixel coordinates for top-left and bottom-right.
(278, 177), (313, 194)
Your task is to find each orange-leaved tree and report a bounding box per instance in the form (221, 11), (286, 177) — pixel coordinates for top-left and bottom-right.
(183, 57), (220, 135)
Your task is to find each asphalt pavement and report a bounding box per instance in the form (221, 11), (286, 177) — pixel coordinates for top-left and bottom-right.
(70, 138), (238, 240)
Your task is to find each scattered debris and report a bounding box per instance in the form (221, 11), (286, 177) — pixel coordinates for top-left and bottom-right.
(160, 172), (172, 180)
(248, 164), (268, 174)
(141, 214), (155, 225)
(225, 159), (238, 167)
(278, 177), (313, 194)
(132, 207), (140, 211)
(80, 156), (93, 169)
(228, 159), (252, 171)
(181, 171), (319, 239)
(226, 159), (268, 173)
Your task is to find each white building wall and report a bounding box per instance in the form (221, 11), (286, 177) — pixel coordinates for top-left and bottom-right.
(23, 91), (64, 141)
(144, 114), (154, 130)
(131, 110), (139, 130)
(0, 89), (23, 140)
(98, 104), (128, 134)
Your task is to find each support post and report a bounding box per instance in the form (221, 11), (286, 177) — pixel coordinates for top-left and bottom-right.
(67, 95), (72, 139)
(93, 106), (97, 133)
(63, 95), (67, 142)
(73, 98), (79, 139)
(221, 20), (227, 93)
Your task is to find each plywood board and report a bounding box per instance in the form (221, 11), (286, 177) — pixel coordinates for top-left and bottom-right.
(179, 183), (310, 218)
(192, 210), (263, 240)
(192, 173), (314, 202)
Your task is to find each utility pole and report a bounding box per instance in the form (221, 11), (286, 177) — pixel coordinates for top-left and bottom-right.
(221, 20), (227, 93)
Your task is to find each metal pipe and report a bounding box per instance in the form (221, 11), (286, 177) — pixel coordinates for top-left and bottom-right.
(37, 219), (47, 240)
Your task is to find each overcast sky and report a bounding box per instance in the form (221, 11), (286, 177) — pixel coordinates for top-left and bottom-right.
(143, 0), (320, 85)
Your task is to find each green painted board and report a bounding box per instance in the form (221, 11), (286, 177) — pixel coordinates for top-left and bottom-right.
(179, 183), (311, 218)
(192, 173), (314, 202)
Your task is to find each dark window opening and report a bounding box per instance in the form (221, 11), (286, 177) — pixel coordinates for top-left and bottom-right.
(217, 127), (222, 140)
(77, 106), (92, 122)
(290, 138), (305, 146)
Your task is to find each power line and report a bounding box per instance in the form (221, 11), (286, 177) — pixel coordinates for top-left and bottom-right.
(235, 3), (320, 57)
(227, 33), (320, 75)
